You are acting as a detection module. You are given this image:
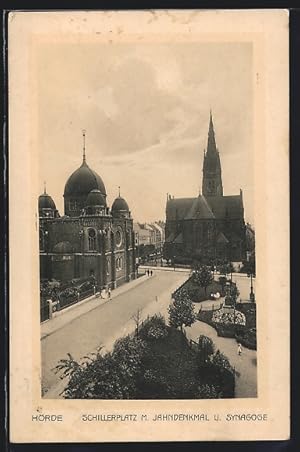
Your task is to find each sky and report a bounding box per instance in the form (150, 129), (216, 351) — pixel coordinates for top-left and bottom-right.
(37, 41), (254, 224)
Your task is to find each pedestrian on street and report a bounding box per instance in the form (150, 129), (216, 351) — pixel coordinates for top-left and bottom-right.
(147, 269), (149, 277)
(108, 287), (111, 299)
(150, 270), (153, 276)
(155, 295), (158, 302)
(237, 343), (242, 356)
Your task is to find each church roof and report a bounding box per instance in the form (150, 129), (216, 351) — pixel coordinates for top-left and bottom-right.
(174, 233), (184, 244)
(185, 196), (215, 220)
(165, 232), (176, 243)
(206, 195), (243, 219)
(216, 232), (229, 244)
(166, 194), (243, 222)
(166, 198), (195, 221)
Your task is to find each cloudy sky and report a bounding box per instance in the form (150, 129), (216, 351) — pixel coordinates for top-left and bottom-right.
(37, 41), (254, 224)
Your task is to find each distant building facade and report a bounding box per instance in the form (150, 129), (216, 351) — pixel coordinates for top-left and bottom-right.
(39, 139), (136, 289)
(134, 221), (165, 261)
(164, 113), (246, 264)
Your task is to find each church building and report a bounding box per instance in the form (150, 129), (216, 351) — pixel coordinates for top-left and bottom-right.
(39, 132), (136, 289)
(164, 113), (246, 265)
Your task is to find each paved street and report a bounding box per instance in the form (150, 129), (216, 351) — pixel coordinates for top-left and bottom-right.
(185, 320), (257, 398)
(41, 270), (187, 397)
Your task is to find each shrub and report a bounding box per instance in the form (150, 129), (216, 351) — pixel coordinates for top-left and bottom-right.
(212, 308), (246, 326)
(139, 315), (168, 341)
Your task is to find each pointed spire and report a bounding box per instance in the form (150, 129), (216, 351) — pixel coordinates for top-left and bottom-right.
(202, 110), (223, 196)
(43, 181), (46, 195)
(82, 129), (86, 163)
(207, 110), (217, 155)
(118, 186), (121, 197)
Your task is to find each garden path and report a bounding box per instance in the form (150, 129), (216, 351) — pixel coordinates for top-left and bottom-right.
(185, 320), (257, 398)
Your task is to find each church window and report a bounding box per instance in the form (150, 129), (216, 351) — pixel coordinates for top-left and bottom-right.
(88, 228), (97, 251)
(106, 258), (110, 275)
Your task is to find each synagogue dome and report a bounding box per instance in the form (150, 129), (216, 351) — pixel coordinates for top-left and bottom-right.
(38, 192), (56, 210)
(85, 189), (106, 207)
(112, 196), (129, 214)
(64, 160), (106, 199)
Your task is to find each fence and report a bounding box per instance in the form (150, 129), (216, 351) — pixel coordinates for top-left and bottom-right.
(40, 287), (96, 322)
(57, 287), (95, 310)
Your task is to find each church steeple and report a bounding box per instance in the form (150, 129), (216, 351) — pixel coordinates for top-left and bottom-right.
(202, 111), (223, 197)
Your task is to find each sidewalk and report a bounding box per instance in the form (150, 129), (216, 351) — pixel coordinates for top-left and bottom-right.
(41, 274), (148, 340)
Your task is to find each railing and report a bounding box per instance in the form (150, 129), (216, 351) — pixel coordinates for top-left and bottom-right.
(57, 288), (95, 310)
(40, 287), (96, 322)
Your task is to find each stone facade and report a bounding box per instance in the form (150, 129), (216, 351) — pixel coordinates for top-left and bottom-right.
(39, 148), (136, 289)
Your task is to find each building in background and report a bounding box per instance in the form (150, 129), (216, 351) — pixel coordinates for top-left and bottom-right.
(39, 134), (136, 290)
(164, 112), (247, 265)
(134, 221), (165, 263)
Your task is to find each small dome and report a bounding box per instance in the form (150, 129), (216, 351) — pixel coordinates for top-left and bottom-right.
(112, 196), (129, 213)
(64, 161), (106, 199)
(38, 192), (56, 210)
(85, 189), (106, 207)
(53, 241), (73, 254)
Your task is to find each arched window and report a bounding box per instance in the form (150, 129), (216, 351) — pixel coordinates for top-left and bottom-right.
(115, 229), (122, 247)
(88, 229), (97, 251)
(69, 199), (78, 211)
(116, 257), (123, 271)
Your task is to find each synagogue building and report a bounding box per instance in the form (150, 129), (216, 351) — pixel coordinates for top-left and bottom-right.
(39, 133), (136, 289)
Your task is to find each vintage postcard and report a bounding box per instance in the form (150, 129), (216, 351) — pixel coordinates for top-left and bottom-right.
(8, 10), (289, 442)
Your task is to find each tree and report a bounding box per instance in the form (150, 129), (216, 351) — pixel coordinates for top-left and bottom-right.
(193, 266), (213, 295)
(211, 350), (234, 374)
(131, 309), (143, 338)
(225, 282), (240, 306)
(55, 335), (146, 399)
(198, 335), (215, 364)
(218, 262), (234, 276)
(218, 276), (227, 294)
(168, 289), (196, 332)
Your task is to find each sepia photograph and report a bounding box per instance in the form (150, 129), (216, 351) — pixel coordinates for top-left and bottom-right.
(38, 39), (256, 400)
(9, 10), (289, 442)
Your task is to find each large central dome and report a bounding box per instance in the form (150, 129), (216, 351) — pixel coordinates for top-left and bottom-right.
(64, 160), (106, 198)
(63, 156), (107, 217)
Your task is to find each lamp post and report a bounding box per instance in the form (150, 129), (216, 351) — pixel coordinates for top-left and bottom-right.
(248, 271), (255, 302)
